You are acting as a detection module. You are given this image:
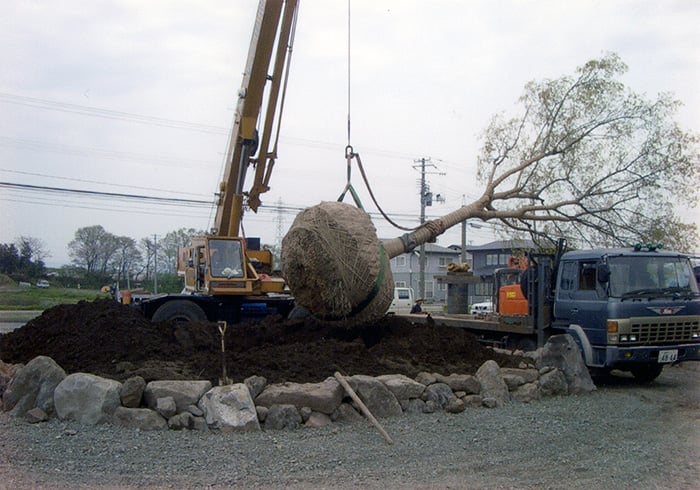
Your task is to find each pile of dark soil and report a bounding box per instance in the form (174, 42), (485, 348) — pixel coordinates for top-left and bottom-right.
(0, 299), (523, 384)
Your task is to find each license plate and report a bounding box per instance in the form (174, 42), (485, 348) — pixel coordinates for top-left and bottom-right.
(658, 349), (678, 363)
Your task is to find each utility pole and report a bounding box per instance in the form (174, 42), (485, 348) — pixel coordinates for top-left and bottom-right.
(153, 234), (159, 294)
(412, 157), (444, 300)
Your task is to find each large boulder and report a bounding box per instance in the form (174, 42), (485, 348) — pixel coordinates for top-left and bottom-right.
(376, 374), (426, 401)
(476, 360), (509, 408)
(538, 334), (596, 394)
(2, 356), (66, 418)
(143, 380), (212, 413)
(198, 384), (260, 432)
(255, 378), (344, 415)
(347, 375), (403, 418)
(54, 373), (122, 425)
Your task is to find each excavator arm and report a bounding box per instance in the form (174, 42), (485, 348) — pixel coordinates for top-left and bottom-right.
(214, 0), (299, 238)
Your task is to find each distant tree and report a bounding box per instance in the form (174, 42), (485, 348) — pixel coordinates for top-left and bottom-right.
(0, 243), (20, 274)
(160, 228), (204, 273)
(68, 225), (120, 275)
(16, 236), (50, 264)
(110, 236), (142, 287)
(472, 53), (699, 250)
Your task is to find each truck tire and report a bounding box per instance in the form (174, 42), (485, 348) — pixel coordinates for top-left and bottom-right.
(152, 300), (208, 323)
(630, 364), (664, 384)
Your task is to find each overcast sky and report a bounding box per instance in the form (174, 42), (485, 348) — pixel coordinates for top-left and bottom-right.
(2, 0), (699, 267)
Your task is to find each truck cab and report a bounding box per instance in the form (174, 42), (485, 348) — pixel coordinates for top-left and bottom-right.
(553, 246), (700, 381)
(388, 287), (415, 315)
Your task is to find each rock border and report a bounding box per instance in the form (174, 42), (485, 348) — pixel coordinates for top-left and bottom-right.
(1, 334), (596, 432)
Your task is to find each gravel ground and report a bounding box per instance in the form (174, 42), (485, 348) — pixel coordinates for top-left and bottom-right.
(1, 364), (698, 490)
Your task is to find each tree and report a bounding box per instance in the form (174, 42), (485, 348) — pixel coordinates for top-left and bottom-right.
(110, 236), (142, 287)
(16, 236), (50, 264)
(160, 228), (204, 273)
(68, 225), (119, 275)
(385, 53), (699, 259)
(472, 53), (698, 250)
(0, 243), (20, 274)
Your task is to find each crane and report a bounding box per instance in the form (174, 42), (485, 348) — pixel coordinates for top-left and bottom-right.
(140, 0), (299, 323)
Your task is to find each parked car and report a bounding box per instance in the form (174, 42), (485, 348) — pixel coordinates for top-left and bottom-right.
(36, 279), (50, 289)
(470, 301), (493, 314)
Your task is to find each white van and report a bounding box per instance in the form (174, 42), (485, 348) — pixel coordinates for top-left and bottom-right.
(387, 287), (415, 314)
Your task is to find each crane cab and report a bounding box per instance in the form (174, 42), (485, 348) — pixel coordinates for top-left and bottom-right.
(179, 236), (285, 296)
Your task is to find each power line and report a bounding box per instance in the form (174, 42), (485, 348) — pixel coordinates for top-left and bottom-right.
(0, 92), (228, 134)
(0, 181), (214, 207)
(0, 168), (212, 198)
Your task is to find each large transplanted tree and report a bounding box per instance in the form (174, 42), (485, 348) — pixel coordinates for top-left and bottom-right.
(473, 53), (698, 251)
(384, 54), (698, 259)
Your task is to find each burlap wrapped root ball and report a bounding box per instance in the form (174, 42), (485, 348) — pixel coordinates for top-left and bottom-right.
(281, 201), (394, 324)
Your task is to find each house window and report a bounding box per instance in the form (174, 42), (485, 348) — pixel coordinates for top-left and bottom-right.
(395, 281), (407, 288)
(486, 254), (498, 266)
(395, 256), (407, 267)
(438, 256), (450, 267)
(438, 282), (447, 291)
(474, 282), (493, 296)
(424, 281), (435, 299)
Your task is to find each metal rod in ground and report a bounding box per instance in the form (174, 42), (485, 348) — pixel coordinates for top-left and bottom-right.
(334, 371), (394, 445)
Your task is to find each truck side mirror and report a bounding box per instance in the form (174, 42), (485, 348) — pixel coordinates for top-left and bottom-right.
(597, 264), (610, 284)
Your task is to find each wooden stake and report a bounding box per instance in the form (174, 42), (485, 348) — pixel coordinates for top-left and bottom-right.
(334, 372), (394, 445)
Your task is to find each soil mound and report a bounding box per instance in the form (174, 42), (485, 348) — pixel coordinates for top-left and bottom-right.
(0, 299), (522, 384)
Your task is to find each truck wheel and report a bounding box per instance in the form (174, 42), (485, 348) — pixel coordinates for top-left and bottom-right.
(630, 364), (664, 383)
(152, 300), (208, 323)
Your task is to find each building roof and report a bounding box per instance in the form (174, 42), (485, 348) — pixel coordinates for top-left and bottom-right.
(464, 239), (537, 252)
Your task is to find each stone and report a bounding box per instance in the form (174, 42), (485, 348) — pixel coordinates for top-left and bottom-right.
(538, 334), (596, 394)
(304, 411), (332, 428)
(168, 411), (195, 430)
(404, 398), (426, 414)
(265, 404), (302, 430)
(462, 394), (483, 408)
(256, 378), (343, 415)
(2, 356), (66, 418)
(511, 382), (541, 403)
(446, 397), (465, 414)
(539, 368), (568, 397)
(435, 373), (480, 394)
(299, 406), (312, 422)
(423, 382), (456, 409)
(113, 406), (167, 431)
(501, 367), (539, 384)
(415, 372), (437, 386)
(502, 373), (526, 391)
(54, 373), (122, 425)
(119, 376), (146, 408)
(347, 375), (403, 418)
(244, 375), (267, 399)
(476, 360), (509, 408)
(25, 407), (48, 423)
(156, 396), (178, 418)
(144, 380), (212, 413)
(199, 383), (260, 431)
(376, 374), (426, 400)
(331, 403), (364, 423)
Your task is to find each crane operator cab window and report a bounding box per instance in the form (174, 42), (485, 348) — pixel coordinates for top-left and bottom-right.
(209, 239), (244, 278)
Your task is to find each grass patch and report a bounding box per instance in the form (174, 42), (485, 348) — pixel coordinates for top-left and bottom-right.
(0, 287), (108, 311)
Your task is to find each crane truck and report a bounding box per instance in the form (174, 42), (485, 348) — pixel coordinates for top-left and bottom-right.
(139, 0), (299, 324)
(405, 241), (700, 382)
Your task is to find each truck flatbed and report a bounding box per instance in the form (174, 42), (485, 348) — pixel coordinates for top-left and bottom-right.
(396, 313), (536, 335)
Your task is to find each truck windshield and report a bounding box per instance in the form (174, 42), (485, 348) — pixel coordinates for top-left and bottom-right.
(607, 255), (699, 298)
